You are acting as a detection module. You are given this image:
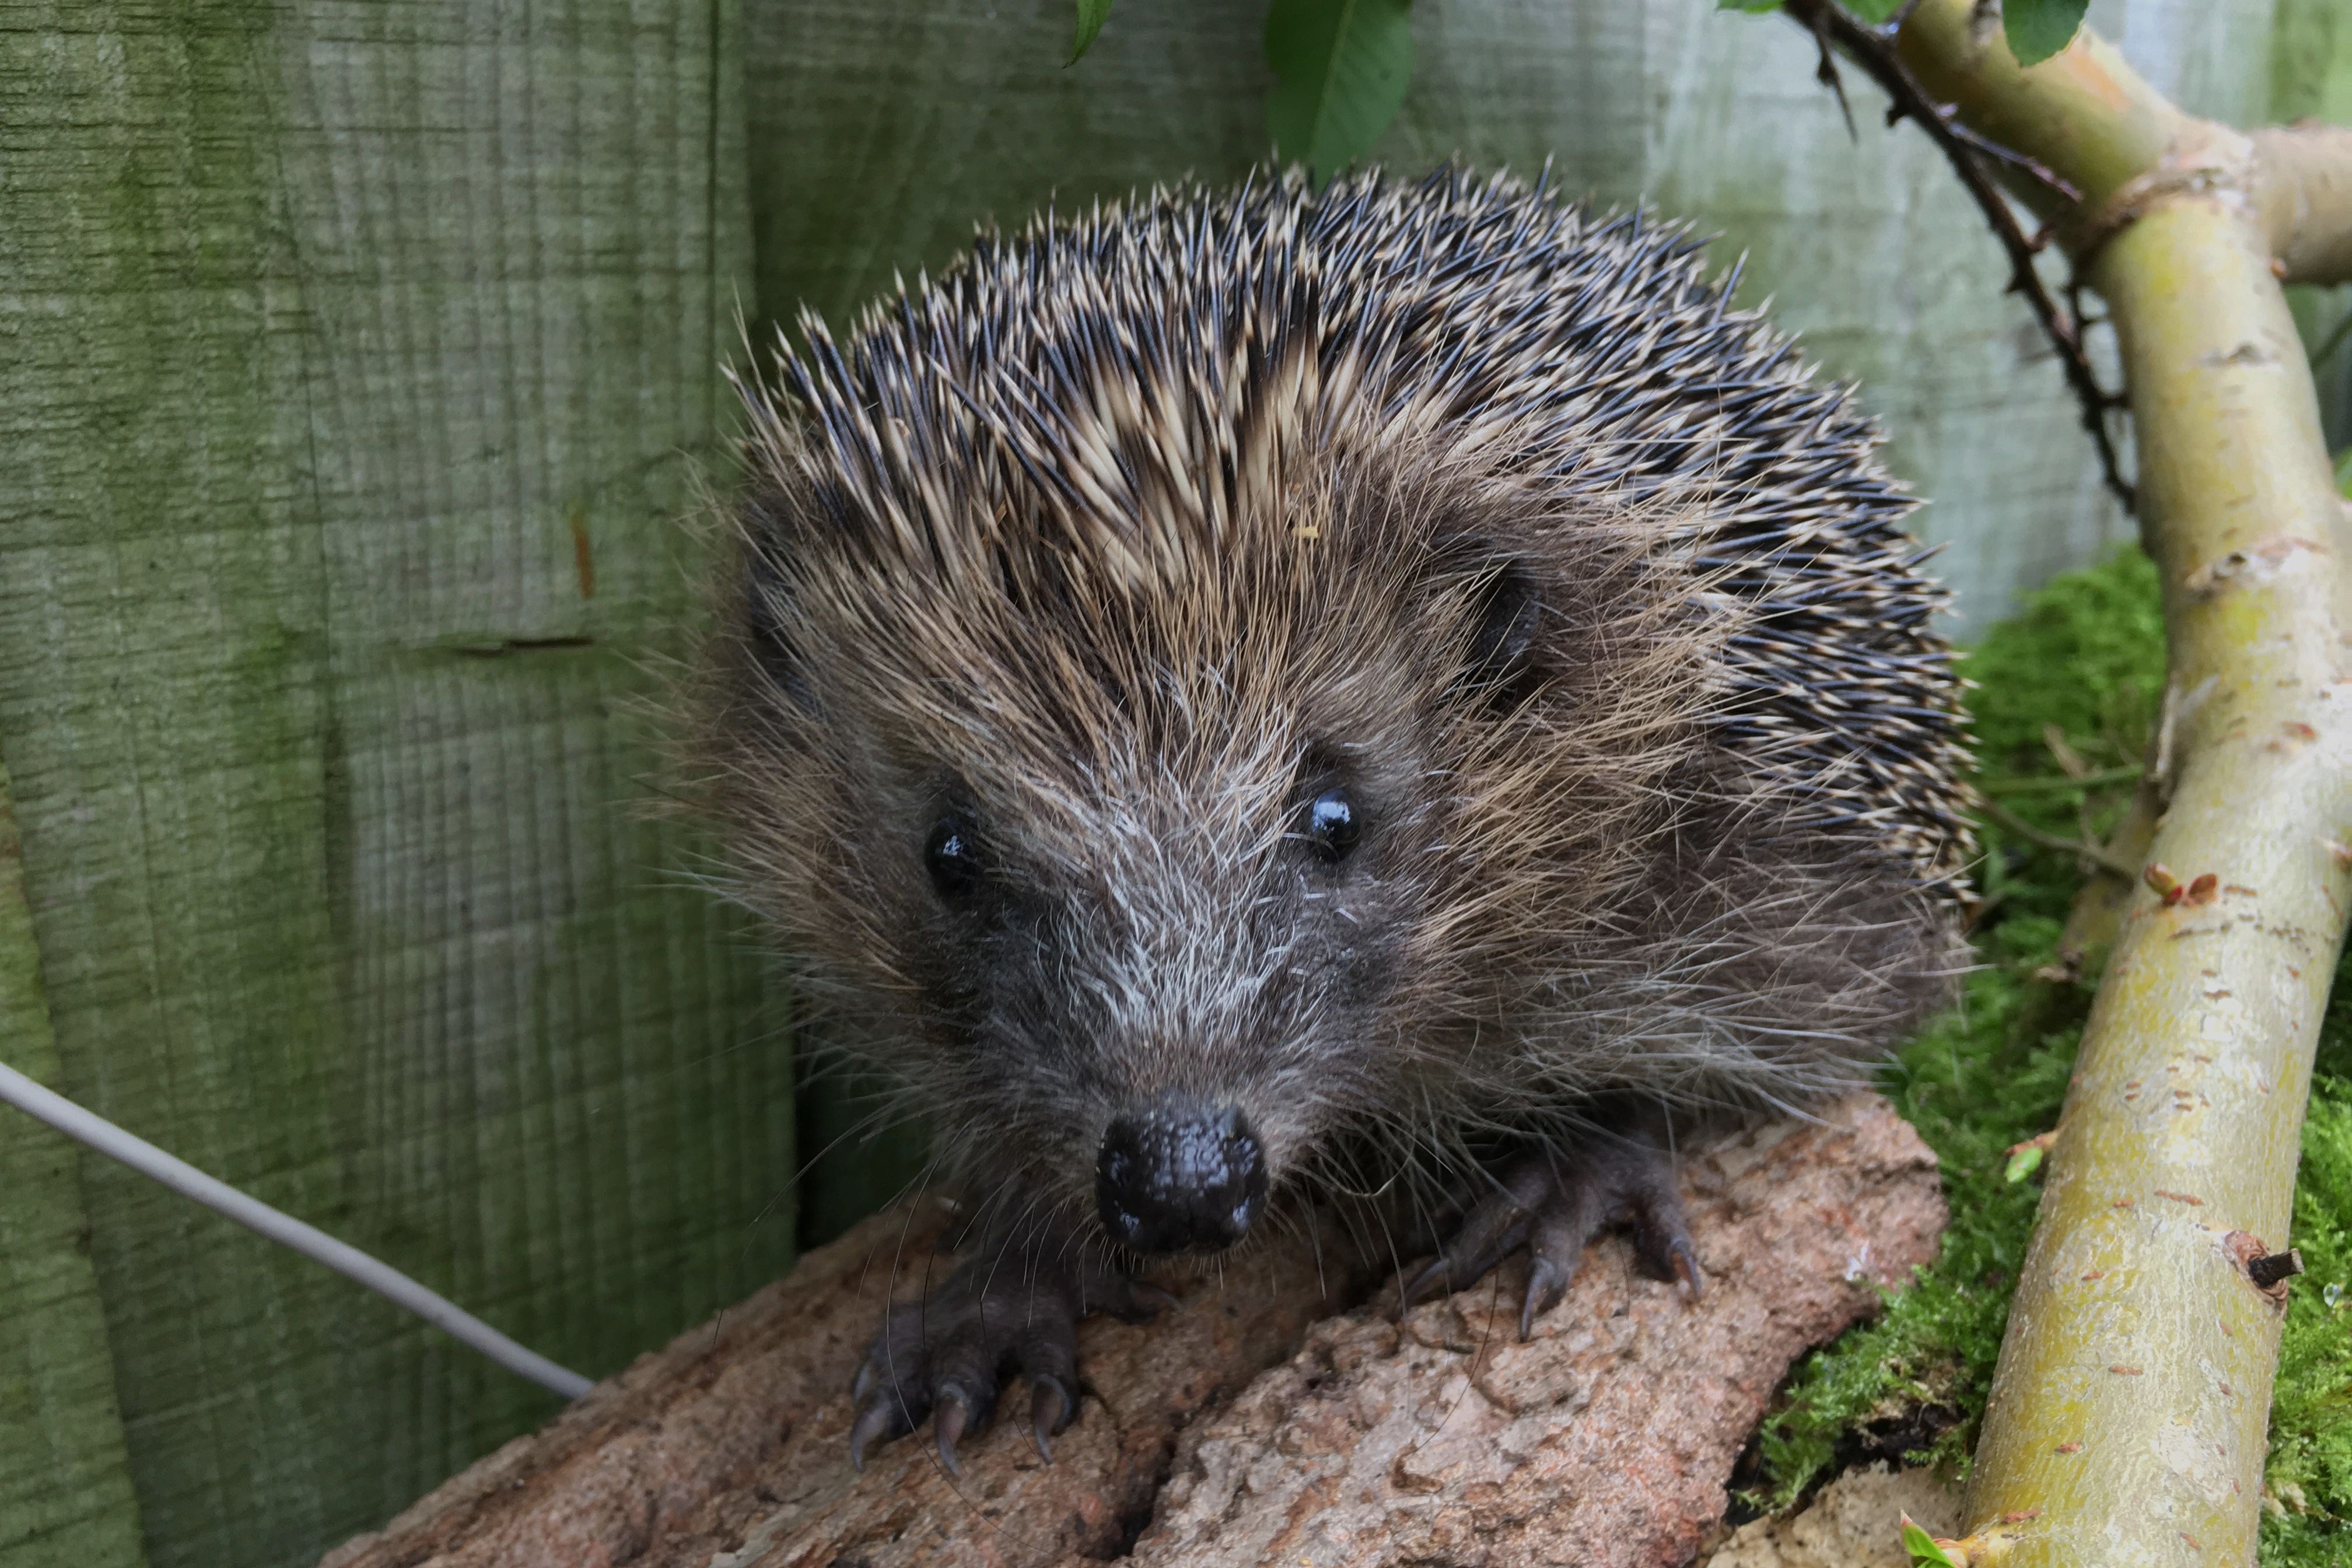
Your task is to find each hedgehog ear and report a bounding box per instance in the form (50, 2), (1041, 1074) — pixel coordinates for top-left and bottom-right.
(1462, 561), (1542, 691)
(743, 547), (822, 716)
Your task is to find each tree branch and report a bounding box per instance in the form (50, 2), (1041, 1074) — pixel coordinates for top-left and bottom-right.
(2252, 123), (2352, 285)
(1976, 797), (2141, 880)
(1780, 0), (2135, 514)
(1884, 5), (2352, 1564)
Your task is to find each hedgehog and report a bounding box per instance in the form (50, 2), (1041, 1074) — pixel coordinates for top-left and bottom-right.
(695, 164), (1974, 1473)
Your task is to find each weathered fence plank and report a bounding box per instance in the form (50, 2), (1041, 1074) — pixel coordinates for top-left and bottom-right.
(0, 3), (786, 1565)
(2274, 0), (2352, 443)
(0, 768), (149, 1567)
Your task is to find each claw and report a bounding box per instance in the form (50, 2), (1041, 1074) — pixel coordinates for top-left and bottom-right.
(1400, 1255), (1452, 1315)
(851, 1360), (875, 1402)
(934, 1388), (971, 1478)
(849, 1399), (902, 1473)
(1670, 1238), (1705, 1300)
(1099, 1279), (1181, 1323)
(1130, 1282), (1182, 1318)
(1402, 1191), (1535, 1315)
(1030, 1377), (1072, 1462)
(1518, 1253), (1572, 1340)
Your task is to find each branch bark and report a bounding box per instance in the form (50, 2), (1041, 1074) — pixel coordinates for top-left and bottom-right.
(2250, 124), (2352, 286)
(1887, 5), (2352, 1563)
(1894, 2), (2352, 288)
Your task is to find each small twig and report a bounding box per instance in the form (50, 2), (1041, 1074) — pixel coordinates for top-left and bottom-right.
(2041, 721), (2091, 779)
(1807, 8), (1859, 139)
(2308, 302), (2352, 370)
(1931, 106), (2080, 205)
(1780, 0), (2137, 514)
(1978, 764), (2144, 796)
(1979, 798), (2143, 880)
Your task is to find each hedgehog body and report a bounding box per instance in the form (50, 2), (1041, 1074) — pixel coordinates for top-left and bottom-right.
(698, 166), (1973, 1457)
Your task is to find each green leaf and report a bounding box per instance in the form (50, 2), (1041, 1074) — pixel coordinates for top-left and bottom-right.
(2335, 446), (2352, 499)
(2004, 1142), (2047, 1184)
(1264, 0), (1414, 180)
(1716, 0), (1907, 20)
(2004, 0), (2088, 66)
(1902, 1515), (1963, 1567)
(2311, 308), (2352, 373)
(1069, 0), (1115, 62)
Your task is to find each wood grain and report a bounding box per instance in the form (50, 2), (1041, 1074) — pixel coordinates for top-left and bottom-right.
(0, 767), (151, 1566)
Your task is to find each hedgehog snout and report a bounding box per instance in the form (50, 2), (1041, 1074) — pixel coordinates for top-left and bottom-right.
(1094, 1098), (1268, 1255)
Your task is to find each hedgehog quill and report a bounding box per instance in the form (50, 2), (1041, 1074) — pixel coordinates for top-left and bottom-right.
(692, 166), (1973, 1473)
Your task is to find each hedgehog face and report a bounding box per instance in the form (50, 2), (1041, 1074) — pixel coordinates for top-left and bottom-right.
(732, 503), (1461, 1250)
(709, 438), (1714, 1256)
(892, 745), (1418, 1256)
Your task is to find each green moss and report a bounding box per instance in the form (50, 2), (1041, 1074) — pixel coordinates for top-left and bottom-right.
(2264, 1024), (2352, 1560)
(1745, 549), (2352, 1567)
(1961, 546), (2166, 924)
(1965, 548), (2167, 782)
(1746, 914), (2089, 1507)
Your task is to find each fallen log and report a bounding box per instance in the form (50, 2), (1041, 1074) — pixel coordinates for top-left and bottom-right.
(322, 1095), (1942, 1568)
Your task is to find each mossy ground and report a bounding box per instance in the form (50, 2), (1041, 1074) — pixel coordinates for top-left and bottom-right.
(1742, 550), (2352, 1564)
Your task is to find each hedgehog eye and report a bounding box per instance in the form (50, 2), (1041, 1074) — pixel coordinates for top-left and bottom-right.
(924, 816), (984, 900)
(1303, 788), (1361, 864)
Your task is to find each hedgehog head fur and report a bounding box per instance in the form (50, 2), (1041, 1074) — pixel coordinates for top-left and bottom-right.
(696, 165), (1972, 1254)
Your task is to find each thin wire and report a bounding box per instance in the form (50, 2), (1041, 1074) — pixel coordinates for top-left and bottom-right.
(0, 1059), (594, 1401)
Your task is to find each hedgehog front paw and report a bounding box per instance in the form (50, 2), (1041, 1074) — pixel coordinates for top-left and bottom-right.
(848, 1247), (1173, 1474)
(1401, 1127), (1703, 1340)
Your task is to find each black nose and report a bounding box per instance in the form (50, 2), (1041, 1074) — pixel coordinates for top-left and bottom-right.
(1095, 1102), (1268, 1254)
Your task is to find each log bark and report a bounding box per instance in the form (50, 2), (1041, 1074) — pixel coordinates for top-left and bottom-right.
(320, 1095), (1943, 1568)
(1703, 1463), (1964, 1568)
(320, 1197), (1377, 1568)
(1121, 1100), (1945, 1568)
(1892, 6), (2352, 1563)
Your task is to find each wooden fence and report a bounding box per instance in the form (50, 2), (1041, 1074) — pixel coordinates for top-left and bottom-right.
(0, 1), (2328, 1564)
